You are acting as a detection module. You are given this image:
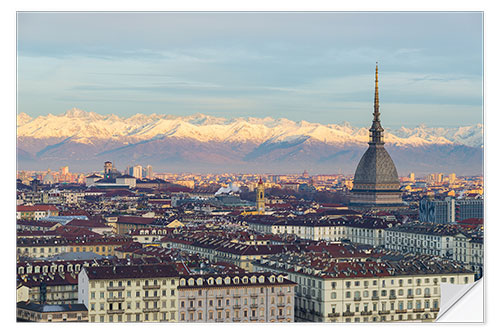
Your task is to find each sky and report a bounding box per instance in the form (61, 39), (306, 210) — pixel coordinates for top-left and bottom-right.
(17, 12), (483, 128)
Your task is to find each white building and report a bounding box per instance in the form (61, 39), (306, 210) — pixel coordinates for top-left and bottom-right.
(253, 253), (474, 323)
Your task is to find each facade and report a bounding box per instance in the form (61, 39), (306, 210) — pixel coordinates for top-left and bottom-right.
(384, 223), (458, 257)
(455, 198), (483, 221)
(271, 219), (349, 242)
(178, 272), (295, 323)
(419, 197), (455, 224)
(17, 205), (59, 221)
(346, 219), (397, 247)
(253, 254), (474, 323)
(350, 65), (404, 209)
(17, 301), (88, 322)
(78, 264), (180, 323)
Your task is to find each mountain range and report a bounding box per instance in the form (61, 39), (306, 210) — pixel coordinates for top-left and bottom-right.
(17, 108), (483, 175)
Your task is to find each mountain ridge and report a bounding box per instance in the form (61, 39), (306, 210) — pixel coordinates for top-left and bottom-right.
(17, 109), (483, 174)
(18, 108), (483, 148)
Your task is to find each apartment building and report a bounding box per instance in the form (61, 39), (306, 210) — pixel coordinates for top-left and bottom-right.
(17, 236), (132, 259)
(345, 218), (398, 247)
(270, 219), (349, 241)
(384, 223), (459, 257)
(253, 253), (474, 323)
(17, 302), (88, 322)
(17, 205), (59, 221)
(385, 223), (483, 278)
(162, 235), (302, 271)
(178, 272), (295, 323)
(17, 272), (78, 304)
(78, 264), (179, 322)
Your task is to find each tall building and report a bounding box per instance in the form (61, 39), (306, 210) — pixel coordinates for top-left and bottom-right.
(132, 165), (143, 180)
(256, 178), (265, 214)
(449, 173), (456, 184)
(146, 165), (154, 179)
(419, 197), (455, 224)
(349, 64), (404, 210)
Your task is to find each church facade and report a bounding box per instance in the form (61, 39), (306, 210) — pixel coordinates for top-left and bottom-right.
(349, 64), (405, 210)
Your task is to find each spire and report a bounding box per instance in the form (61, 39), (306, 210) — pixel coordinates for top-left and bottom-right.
(369, 62), (384, 145)
(374, 62), (380, 120)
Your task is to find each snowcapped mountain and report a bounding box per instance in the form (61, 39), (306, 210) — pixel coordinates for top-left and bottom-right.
(18, 108), (482, 147)
(17, 109), (483, 174)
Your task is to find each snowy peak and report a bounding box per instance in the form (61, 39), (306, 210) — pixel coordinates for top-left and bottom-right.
(17, 109), (483, 148)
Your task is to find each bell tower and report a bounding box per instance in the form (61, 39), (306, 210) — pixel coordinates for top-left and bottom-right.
(256, 177), (265, 214)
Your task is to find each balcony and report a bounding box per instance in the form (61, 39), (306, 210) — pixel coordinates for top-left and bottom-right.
(305, 294), (311, 299)
(378, 311), (390, 315)
(250, 316), (259, 321)
(232, 318), (241, 322)
(277, 302), (285, 307)
(395, 309), (407, 314)
(107, 286), (125, 291)
(107, 297), (125, 302)
(250, 294), (258, 298)
(361, 311), (372, 316)
(371, 296), (379, 301)
(412, 309), (425, 313)
(278, 291), (285, 296)
(215, 306), (224, 310)
(143, 285), (160, 290)
(328, 313), (340, 318)
(343, 312), (354, 317)
(107, 309), (124, 314)
(187, 307), (196, 312)
(143, 296), (160, 302)
(250, 304), (258, 308)
(354, 297), (361, 302)
(233, 304), (241, 309)
(215, 318), (225, 323)
(277, 315), (286, 320)
(389, 295), (396, 300)
(424, 294), (431, 298)
(187, 296), (196, 301)
(407, 295), (414, 299)
(431, 308), (440, 312)
(143, 308), (159, 313)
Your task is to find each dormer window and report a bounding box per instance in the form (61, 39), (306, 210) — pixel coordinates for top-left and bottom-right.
(277, 276), (284, 283)
(258, 276), (265, 283)
(250, 276), (257, 284)
(242, 277), (248, 284)
(207, 278), (214, 285)
(180, 279), (186, 286)
(188, 278), (194, 286)
(197, 278), (203, 286)
(233, 277), (240, 284)
(269, 275), (275, 283)
(216, 277), (222, 285)
(225, 277), (231, 285)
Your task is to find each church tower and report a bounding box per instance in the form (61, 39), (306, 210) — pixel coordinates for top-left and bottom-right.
(349, 64), (405, 210)
(256, 177), (265, 214)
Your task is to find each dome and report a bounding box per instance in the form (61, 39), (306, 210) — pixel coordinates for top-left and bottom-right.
(353, 144), (400, 187)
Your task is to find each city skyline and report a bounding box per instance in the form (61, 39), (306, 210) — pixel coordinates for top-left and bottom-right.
(18, 12), (483, 128)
